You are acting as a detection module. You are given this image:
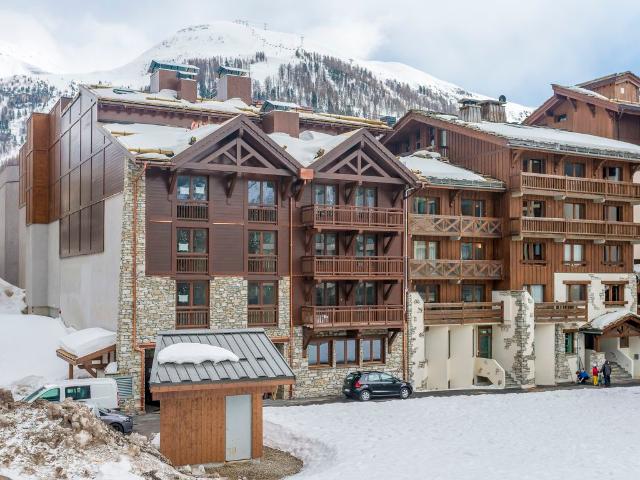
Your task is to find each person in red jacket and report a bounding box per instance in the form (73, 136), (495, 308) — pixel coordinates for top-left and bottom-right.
(592, 364), (599, 386)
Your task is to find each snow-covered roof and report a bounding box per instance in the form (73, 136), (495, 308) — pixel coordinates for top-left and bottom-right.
(299, 111), (390, 130)
(399, 150), (504, 189)
(157, 343), (240, 365)
(263, 100), (300, 109)
(417, 111), (640, 162)
(560, 85), (610, 102)
(588, 309), (637, 331)
(58, 327), (116, 358)
(268, 130), (355, 167)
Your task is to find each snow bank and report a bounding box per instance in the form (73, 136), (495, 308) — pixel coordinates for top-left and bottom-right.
(157, 343), (240, 364)
(0, 277), (26, 314)
(59, 327), (116, 358)
(269, 130), (354, 166)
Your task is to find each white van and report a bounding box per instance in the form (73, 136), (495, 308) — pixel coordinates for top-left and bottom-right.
(23, 378), (119, 409)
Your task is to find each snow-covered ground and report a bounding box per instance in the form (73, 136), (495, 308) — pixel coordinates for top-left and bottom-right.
(264, 387), (640, 479)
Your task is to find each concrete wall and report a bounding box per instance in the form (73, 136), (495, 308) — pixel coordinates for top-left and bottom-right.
(534, 323), (556, 385)
(424, 326), (449, 390)
(0, 164), (19, 285)
(449, 326), (474, 388)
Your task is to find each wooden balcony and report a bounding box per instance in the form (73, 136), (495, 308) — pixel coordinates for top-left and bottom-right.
(247, 306), (278, 327)
(512, 172), (640, 203)
(510, 217), (640, 242)
(424, 302), (504, 326)
(534, 301), (588, 323)
(409, 259), (503, 280)
(176, 254), (208, 274)
(301, 305), (404, 330)
(175, 308), (209, 329)
(301, 256), (404, 279)
(409, 214), (502, 238)
(248, 205), (277, 223)
(176, 201), (208, 221)
(301, 205), (403, 231)
(248, 255), (277, 274)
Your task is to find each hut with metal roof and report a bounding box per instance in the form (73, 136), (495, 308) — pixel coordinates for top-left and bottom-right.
(149, 329), (295, 466)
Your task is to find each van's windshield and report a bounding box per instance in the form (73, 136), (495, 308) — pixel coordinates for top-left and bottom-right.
(23, 387), (46, 401)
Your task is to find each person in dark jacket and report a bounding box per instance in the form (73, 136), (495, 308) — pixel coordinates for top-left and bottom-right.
(602, 360), (612, 386)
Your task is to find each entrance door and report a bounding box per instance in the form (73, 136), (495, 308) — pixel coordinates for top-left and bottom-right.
(225, 395), (252, 461)
(477, 327), (492, 359)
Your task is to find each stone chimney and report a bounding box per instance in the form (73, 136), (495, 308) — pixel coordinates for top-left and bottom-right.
(458, 99), (482, 123)
(148, 60), (199, 102)
(216, 66), (252, 105)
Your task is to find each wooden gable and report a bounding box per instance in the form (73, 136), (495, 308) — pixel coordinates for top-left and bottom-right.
(599, 313), (640, 338)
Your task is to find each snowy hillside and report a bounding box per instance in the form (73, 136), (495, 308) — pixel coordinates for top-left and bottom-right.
(0, 20), (533, 162)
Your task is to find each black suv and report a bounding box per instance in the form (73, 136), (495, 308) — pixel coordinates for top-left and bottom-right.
(343, 371), (413, 401)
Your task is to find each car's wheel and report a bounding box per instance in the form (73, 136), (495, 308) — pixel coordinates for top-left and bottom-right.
(359, 390), (371, 402)
(110, 423), (124, 433)
(400, 387), (411, 399)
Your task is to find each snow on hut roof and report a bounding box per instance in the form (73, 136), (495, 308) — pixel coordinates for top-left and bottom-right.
(102, 122), (223, 160)
(59, 328), (116, 358)
(268, 130), (356, 167)
(588, 309), (637, 331)
(148, 60), (199, 74)
(399, 150), (504, 189)
(416, 111), (640, 161)
(300, 111), (391, 130)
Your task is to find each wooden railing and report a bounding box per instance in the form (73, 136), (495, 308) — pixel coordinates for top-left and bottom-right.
(301, 305), (404, 330)
(513, 172), (640, 202)
(301, 256), (404, 279)
(409, 214), (502, 237)
(534, 301), (588, 323)
(176, 254), (208, 273)
(510, 217), (640, 241)
(424, 302), (504, 325)
(301, 205), (404, 230)
(409, 259), (503, 280)
(175, 308), (210, 329)
(176, 201), (208, 221)
(247, 306), (278, 326)
(248, 205), (277, 223)
(248, 255), (278, 274)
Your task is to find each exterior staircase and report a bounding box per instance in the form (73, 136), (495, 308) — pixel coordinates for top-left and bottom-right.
(608, 361), (633, 383)
(504, 371), (519, 389)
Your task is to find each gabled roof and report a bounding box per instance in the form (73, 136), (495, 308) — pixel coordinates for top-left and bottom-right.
(577, 71), (640, 89)
(583, 310), (640, 334)
(149, 329), (295, 388)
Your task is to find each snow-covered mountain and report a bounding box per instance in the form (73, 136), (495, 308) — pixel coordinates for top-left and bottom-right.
(0, 20), (533, 162)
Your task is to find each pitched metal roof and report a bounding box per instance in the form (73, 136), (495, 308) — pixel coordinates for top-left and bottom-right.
(149, 329), (295, 388)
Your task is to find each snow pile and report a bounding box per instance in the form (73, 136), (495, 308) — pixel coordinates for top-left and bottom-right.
(157, 343), (240, 364)
(269, 130), (354, 166)
(104, 362), (118, 375)
(59, 327), (116, 358)
(0, 398), (186, 480)
(0, 277), (26, 314)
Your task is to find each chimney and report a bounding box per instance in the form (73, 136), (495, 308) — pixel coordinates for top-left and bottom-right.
(458, 99), (482, 123)
(216, 66), (252, 105)
(261, 101), (300, 137)
(479, 99), (506, 123)
(148, 60), (199, 102)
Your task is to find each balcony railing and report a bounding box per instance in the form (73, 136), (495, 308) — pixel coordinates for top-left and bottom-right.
(301, 305), (404, 330)
(301, 205), (404, 230)
(409, 259), (503, 280)
(176, 308), (210, 329)
(510, 217), (640, 241)
(176, 254), (208, 273)
(534, 301), (588, 323)
(512, 172), (640, 203)
(247, 306), (278, 326)
(248, 255), (278, 274)
(248, 205), (277, 223)
(301, 256), (404, 279)
(409, 214), (502, 238)
(424, 302), (504, 326)
(176, 201), (208, 221)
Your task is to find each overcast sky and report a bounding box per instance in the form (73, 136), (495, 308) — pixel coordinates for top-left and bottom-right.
(1, 0), (639, 106)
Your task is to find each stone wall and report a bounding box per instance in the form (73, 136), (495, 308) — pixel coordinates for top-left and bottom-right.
(406, 292), (427, 391)
(210, 276), (247, 329)
(554, 324), (577, 383)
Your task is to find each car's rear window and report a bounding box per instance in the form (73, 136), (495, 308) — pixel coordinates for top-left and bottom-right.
(345, 373), (358, 383)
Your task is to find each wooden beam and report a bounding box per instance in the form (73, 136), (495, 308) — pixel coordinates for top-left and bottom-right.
(587, 103), (596, 117)
(511, 150), (524, 168)
(224, 172), (238, 199)
(280, 177), (293, 202)
(168, 172), (178, 195)
(448, 189), (460, 208)
(568, 97), (578, 112)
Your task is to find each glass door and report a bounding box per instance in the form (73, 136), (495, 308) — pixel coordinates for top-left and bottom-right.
(477, 326), (492, 359)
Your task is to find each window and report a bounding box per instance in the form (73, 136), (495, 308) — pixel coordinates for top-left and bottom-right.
(248, 180), (276, 205)
(40, 388), (60, 402)
(176, 281), (208, 308)
(413, 240), (438, 260)
(461, 199), (485, 217)
(524, 284), (545, 303)
(620, 336), (629, 348)
(522, 158), (545, 174)
(355, 234), (377, 257)
(248, 231), (276, 255)
(415, 130), (422, 150)
(604, 244), (622, 264)
(177, 175), (208, 201)
(65, 385), (90, 401)
(428, 127), (436, 147)
(362, 338), (384, 363)
(176, 228), (208, 253)
(355, 187), (377, 207)
(604, 205), (623, 222)
(308, 341), (331, 367)
(563, 203), (585, 220)
(461, 284), (485, 302)
(335, 339), (358, 365)
(413, 196), (439, 214)
(314, 184), (337, 205)
(603, 166), (622, 182)
(461, 242), (485, 260)
(564, 161), (585, 177)
(604, 284), (624, 304)
(315, 282), (337, 306)
(555, 114), (568, 123)
(563, 244), (584, 264)
(315, 233), (337, 256)
(523, 200), (545, 217)
(523, 242), (545, 262)
(355, 281), (376, 306)
(566, 283), (587, 302)
(248, 281), (277, 307)
(416, 284), (439, 303)
(564, 332), (575, 354)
